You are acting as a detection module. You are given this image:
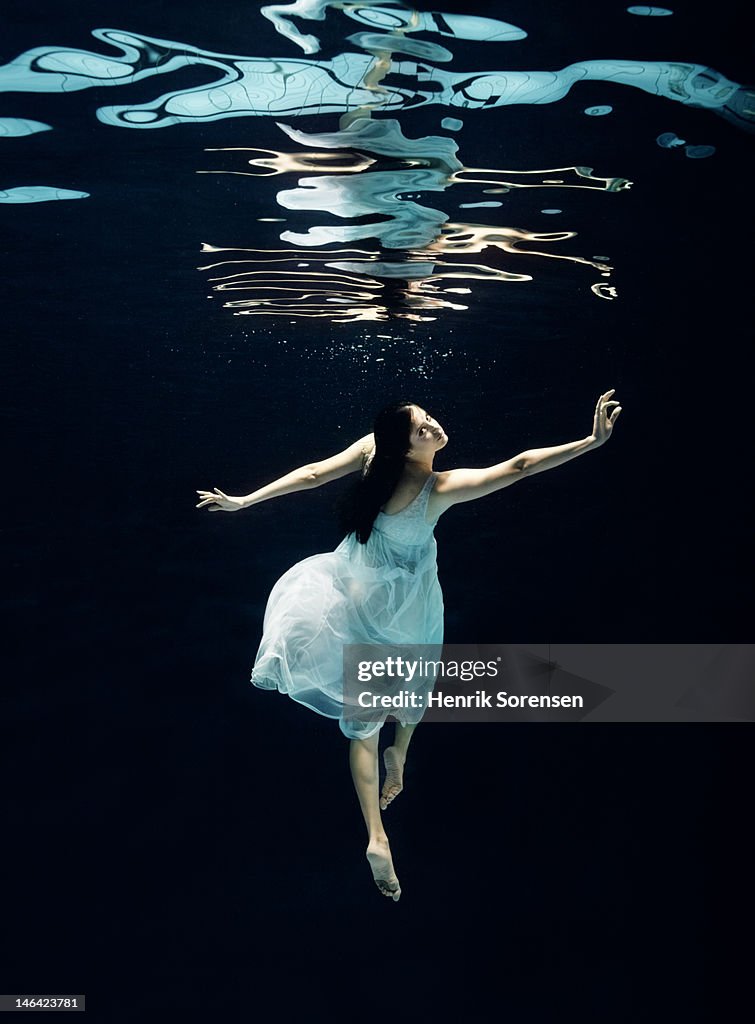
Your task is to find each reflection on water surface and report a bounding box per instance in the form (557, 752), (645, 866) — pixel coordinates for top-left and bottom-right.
(1, 0), (752, 322)
(199, 122), (629, 321)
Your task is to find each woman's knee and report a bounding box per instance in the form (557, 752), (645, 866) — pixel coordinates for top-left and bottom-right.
(350, 732), (379, 755)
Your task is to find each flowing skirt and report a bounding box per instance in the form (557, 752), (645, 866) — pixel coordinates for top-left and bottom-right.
(251, 531), (444, 738)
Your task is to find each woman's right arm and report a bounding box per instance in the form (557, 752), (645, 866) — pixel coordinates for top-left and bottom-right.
(428, 391), (621, 518)
(196, 433), (374, 512)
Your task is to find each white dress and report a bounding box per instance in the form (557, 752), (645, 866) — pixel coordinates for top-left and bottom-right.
(251, 472), (444, 738)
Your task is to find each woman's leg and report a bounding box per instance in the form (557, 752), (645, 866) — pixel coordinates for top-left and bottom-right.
(380, 721), (417, 810)
(393, 722), (417, 758)
(349, 732), (401, 901)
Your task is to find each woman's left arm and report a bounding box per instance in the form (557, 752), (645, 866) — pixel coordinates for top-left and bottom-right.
(196, 433), (374, 512)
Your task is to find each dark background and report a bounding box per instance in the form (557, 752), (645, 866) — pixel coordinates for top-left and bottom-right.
(2, 1), (751, 1018)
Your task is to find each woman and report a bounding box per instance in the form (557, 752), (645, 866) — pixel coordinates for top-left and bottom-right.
(196, 391), (622, 900)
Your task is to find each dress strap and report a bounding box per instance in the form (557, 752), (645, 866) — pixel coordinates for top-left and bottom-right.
(378, 472), (437, 519)
(420, 471), (443, 525)
(417, 472), (437, 509)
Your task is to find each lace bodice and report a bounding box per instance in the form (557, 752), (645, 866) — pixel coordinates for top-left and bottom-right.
(372, 473), (438, 548)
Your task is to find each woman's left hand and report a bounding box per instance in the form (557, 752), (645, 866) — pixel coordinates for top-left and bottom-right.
(195, 488), (246, 512)
(590, 389), (622, 446)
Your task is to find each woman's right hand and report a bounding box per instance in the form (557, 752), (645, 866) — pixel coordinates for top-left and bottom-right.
(195, 488), (246, 512)
(590, 389), (622, 446)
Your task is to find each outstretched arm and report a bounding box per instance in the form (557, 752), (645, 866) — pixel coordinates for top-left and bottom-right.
(429, 390), (621, 518)
(196, 433), (374, 512)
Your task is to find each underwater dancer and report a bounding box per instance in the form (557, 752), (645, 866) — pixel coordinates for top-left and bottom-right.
(196, 390), (622, 900)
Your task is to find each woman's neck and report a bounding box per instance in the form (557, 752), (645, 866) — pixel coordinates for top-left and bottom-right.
(405, 453), (434, 473)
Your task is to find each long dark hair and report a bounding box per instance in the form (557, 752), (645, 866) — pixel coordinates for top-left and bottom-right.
(339, 400), (415, 544)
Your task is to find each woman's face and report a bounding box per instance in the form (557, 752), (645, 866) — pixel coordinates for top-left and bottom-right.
(409, 405), (448, 455)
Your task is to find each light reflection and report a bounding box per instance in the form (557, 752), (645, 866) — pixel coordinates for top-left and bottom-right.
(1, 0), (750, 201)
(4, 0), (745, 313)
(199, 121), (623, 322)
(0, 0), (748, 343)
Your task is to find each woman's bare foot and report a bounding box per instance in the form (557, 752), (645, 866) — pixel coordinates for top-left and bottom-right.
(380, 746), (405, 810)
(366, 836), (401, 901)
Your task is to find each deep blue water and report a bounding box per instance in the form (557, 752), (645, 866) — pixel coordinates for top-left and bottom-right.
(2, 1), (752, 1019)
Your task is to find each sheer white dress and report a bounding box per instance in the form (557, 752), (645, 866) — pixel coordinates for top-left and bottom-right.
(251, 472), (444, 738)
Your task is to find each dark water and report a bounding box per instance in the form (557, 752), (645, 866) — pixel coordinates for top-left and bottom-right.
(2, 1), (752, 1018)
